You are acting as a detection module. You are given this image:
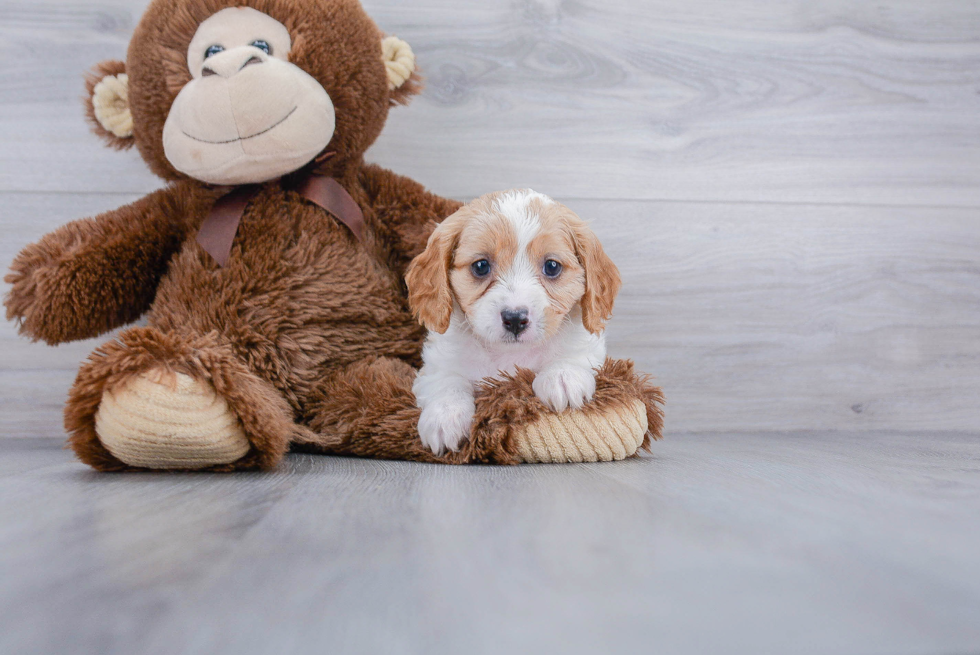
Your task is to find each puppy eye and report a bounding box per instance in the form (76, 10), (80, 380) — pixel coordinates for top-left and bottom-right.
(543, 259), (563, 278)
(471, 259), (491, 278)
(204, 44), (225, 59)
(250, 40), (272, 55)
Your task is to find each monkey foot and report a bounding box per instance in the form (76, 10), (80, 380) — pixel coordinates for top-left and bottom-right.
(94, 368), (250, 469)
(514, 399), (649, 463)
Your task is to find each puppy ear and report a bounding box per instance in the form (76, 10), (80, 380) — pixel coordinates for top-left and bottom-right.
(84, 60), (135, 149)
(382, 36), (422, 106)
(568, 217), (621, 334)
(406, 211), (466, 334)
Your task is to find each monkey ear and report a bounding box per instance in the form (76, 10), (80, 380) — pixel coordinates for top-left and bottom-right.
(382, 36), (422, 106)
(84, 60), (135, 149)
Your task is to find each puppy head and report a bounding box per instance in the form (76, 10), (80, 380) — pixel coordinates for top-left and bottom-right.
(406, 189), (621, 344)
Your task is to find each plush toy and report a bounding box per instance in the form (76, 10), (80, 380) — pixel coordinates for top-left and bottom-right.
(4, 0), (663, 471)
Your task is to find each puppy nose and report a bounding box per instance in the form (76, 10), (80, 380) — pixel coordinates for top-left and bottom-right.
(501, 309), (530, 336)
(202, 47), (267, 79)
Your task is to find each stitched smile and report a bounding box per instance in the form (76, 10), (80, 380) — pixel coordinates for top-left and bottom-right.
(182, 106), (298, 144)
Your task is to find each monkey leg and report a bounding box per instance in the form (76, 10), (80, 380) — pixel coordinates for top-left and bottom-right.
(301, 357), (664, 465)
(66, 326), (298, 471)
(481, 359), (665, 463)
(300, 356), (516, 464)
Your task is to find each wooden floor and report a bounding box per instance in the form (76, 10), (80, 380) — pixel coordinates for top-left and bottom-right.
(2, 1), (979, 653)
(2, 434), (979, 655)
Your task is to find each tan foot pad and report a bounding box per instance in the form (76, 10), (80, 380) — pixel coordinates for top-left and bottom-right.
(515, 399), (648, 463)
(94, 369), (250, 469)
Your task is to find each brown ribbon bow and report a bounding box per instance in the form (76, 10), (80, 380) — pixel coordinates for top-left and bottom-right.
(196, 173), (365, 267)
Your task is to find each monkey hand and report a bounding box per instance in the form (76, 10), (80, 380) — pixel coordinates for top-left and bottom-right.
(5, 190), (187, 345)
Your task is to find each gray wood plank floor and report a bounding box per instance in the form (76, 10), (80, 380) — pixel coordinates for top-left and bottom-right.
(1, 1), (979, 653)
(1, 434), (979, 655)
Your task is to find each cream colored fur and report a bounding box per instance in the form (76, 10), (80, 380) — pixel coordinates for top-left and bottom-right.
(382, 36), (416, 90)
(92, 74), (134, 138)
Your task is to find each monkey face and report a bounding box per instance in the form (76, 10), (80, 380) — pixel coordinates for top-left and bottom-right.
(85, 0), (419, 183)
(161, 7), (336, 185)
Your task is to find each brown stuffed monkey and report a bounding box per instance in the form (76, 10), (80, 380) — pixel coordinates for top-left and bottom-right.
(4, 0), (663, 471)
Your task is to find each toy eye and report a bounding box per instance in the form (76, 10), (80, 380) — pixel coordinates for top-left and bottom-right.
(471, 259), (491, 278)
(543, 259), (562, 278)
(250, 40), (272, 55)
(204, 44), (225, 59)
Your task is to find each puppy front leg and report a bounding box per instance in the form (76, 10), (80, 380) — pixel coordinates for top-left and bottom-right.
(413, 370), (476, 455)
(532, 329), (606, 412)
(532, 362), (598, 412)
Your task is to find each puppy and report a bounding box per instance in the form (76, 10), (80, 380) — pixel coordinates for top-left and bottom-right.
(405, 189), (621, 455)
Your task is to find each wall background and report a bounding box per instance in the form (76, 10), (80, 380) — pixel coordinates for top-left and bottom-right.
(1, 0), (978, 436)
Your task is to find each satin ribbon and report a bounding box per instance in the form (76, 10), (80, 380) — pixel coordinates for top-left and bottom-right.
(196, 174), (365, 267)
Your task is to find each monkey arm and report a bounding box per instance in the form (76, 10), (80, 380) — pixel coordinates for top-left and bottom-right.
(4, 185), (193, 345)
(358, 164), (463, 277)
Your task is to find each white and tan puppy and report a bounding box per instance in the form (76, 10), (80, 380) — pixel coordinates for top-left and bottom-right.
(405, 189), (621, 455)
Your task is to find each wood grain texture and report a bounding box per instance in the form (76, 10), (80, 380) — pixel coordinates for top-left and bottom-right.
(2, 3), (979, 654)
(0, 0), (980, 655)
(1, 434), (978, 654)
(0, 0), (978, 204)
(1, 0), (977, 433)
(588, 199), (980, 433)
(4, 193), (978, 435)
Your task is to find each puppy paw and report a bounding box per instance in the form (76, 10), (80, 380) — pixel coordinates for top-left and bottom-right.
(532, 365), (597, 412)
(417, 396), (476, 455)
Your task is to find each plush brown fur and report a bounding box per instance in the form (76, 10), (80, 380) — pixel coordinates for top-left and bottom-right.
(5, 0), (663, 471)
(5, 186), (206, 344)
(66, 326), (302, 471)
(302, 357), (662, 466)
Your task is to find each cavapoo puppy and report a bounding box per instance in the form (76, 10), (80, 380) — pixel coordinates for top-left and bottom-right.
(405, 189), (621, 454)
